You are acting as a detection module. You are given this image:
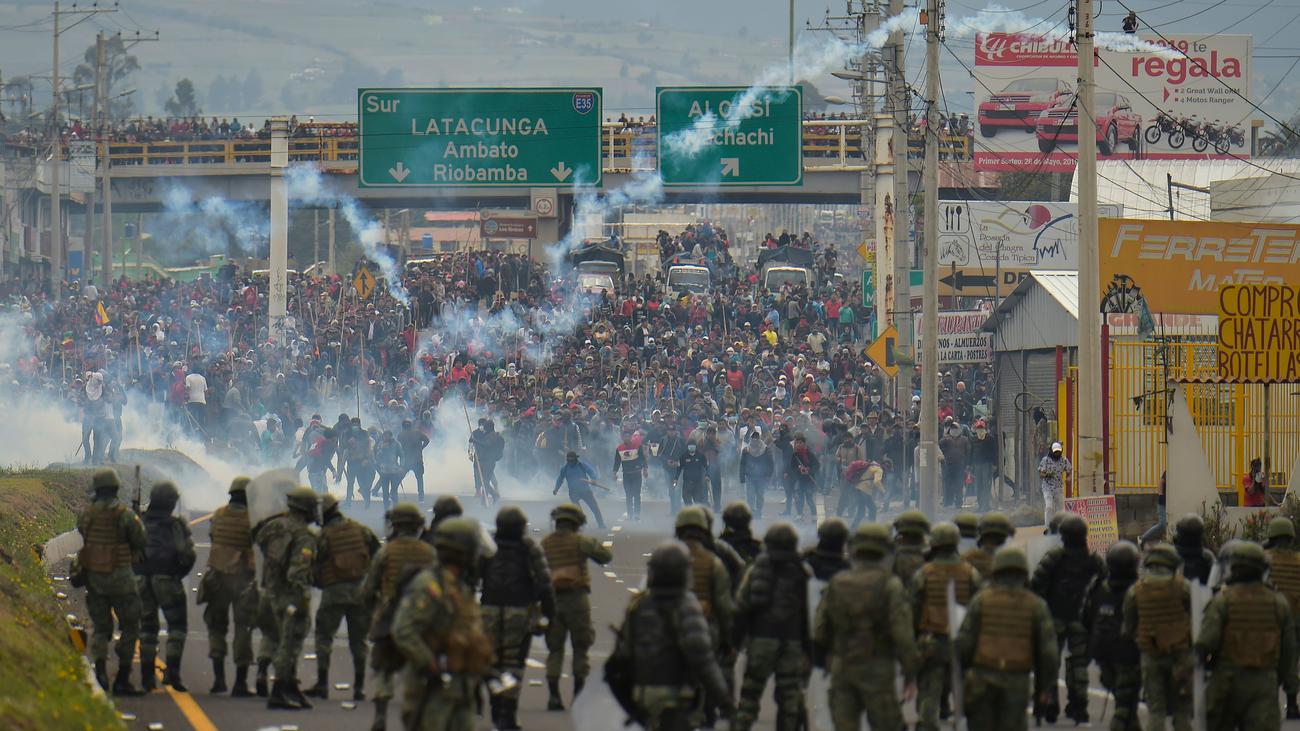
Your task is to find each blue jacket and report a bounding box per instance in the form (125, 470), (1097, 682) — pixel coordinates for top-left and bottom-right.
(554, 459), (597, 494)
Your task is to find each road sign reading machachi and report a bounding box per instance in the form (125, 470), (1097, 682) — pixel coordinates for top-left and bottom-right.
(358, 88), (603, 187)
(656, 86), (803, 186)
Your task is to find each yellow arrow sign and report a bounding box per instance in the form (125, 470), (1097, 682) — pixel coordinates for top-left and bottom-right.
(353, 266), (377, 300)
(866, 324), (900, 378)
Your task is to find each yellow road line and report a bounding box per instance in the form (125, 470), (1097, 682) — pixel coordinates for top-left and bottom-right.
(154, 658), (219, 731)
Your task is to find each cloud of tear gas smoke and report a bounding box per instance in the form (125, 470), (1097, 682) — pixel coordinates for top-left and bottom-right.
(284, 164), (411, 307)
(157, 185), (269, 261)
(943, 4), (1179, 57)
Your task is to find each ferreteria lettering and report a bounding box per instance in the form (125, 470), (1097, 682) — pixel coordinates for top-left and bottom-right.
(1109, 224), (1300, 264)
(412, 118), (550, 136)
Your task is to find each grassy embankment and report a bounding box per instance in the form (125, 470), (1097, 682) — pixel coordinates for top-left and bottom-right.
(0, 468), (124, 731)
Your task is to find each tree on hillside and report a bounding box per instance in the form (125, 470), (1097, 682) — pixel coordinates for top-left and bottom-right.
(72, 35), (140, 120)
(1259, 113), (1300, 157)
(164, 79), (201, 117)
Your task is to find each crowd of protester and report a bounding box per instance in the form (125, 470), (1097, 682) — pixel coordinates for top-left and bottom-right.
(1, 222), (1001, 522)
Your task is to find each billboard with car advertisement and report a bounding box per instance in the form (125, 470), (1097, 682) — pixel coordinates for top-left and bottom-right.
(973, 33), (1252, 172)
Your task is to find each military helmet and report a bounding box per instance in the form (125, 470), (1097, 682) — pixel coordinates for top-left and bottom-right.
(894, 510), (931, 537)
(954, 513), (979, 539)
(1174, 514), (1205, 544)
(91, 467), (121, 492)
(992, 546), (1030, 576)
(286, 486), (319, 514)
(552, 503), (587, 527)
(675, 506), (709, 534)
(1047, 511), (1069, 535)
(1227, 539), (1267, 573)
(432, 495), (464, 519)
(1144, 543), (1181, 570)
(817, 518), (850, 549)
(699, 505), (716, 530)
(388, 502), (425, 528)
(647, 541), (691, 590)
(1268, 516), (1296, 541)
(495, 505), (528, 539)
(977, 512), (1013, 539)
(229, 476), (251, 494)
(929, 522), (960, 551)
(1059, 513), (1088, 545)
(432, 517), (480, 563)
(722, 501), (752, 529)
(1106, 540), (1141, 580)
(320, 493), (340, 515)
(851, 523), (893, 558)
(763, 522), (799, 552)
(148, 481), (179, 508)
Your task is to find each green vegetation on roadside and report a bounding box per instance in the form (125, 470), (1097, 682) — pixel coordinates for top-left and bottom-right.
(0, 468), (125, 731)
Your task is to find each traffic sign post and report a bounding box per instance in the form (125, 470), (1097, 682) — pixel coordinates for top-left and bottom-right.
(354, 266), (377, 300)
(656, 86), (802, 186)
(358, 88), (602, 187)
(867, 325), (900, 378)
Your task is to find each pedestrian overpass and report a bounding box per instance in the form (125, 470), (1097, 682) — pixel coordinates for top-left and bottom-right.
(88, 121), (992, 211)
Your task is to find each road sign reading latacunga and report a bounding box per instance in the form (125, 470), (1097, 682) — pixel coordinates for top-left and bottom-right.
(656, 86), (802, 186)
(357, 88), (603, 187)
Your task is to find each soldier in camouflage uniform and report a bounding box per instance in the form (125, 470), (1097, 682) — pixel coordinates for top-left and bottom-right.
(962, 512), (1012, 579)
(1265, 516), (1300, 718)
(719, 501), (762, 565)
(893, 510), (930, 591)
(912, 522), (980, 731)
(1082, 541), (1141, 731)
(252, 485), (320, 710)
(542, 502), (613, 710)
(610, 541), (736, 731)
(135, 481), (196, 692)
(307, 494), (379, 701)
(957, 547), (1059, 731)
(201, 476), (258, 695)
(392, 518), (495, 731)
(1029, 512), (1103, 723)
(78, 468), (147, 696)
(732, 523), (810, 731)
(802, 517), (850, 581)
(362, 502), (436, 731)
(479, 505), (555, 729)
(954, 512), (979, 553)
(1199, 540), (1298, 731)
(1122, 543), (1192, 731)
(813, 523), (919, 731)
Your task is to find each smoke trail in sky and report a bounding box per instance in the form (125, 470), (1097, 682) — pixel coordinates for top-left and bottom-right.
(284, 164), (411, 307)
(158, 185), (269, 259)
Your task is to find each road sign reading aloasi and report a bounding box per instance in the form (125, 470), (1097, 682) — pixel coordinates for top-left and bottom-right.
(358, 88), (602, 187)
(656, 86), (803, 186)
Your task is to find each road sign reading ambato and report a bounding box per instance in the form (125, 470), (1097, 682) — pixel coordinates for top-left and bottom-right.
(656, 86), (802, 186)
(358, 88), (602, 187)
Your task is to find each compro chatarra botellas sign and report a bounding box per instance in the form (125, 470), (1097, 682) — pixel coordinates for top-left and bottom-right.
(358, 88), (602, 187)
(656, 86), (803, 186)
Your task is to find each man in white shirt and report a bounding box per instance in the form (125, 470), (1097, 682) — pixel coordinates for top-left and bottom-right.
(184, 369), (208, 438)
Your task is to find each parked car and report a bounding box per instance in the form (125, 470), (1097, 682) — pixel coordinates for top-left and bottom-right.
(1035, 92), (1142, 155)
(977, 78), (1073, 136)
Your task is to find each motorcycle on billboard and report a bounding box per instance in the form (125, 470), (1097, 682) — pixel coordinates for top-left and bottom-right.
(972, 33), (1252, 172)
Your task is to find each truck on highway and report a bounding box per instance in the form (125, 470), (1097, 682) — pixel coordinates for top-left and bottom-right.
(664, 254), (713, 295)
(567, 241), (625, 294)
(757, 245), (816, 291)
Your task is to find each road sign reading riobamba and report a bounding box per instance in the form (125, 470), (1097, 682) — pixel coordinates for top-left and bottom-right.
(657, 86), (802, 186)
(357, 88), (602, 187)
(1216, 283), (1300, 383)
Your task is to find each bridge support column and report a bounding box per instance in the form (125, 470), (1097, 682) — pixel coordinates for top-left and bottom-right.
(530, 187), (560, 262)
(268, 118), (289, 344)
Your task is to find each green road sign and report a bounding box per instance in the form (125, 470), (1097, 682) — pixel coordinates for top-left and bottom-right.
(656, 86), (802, 186)
(357, 87), (602, 188)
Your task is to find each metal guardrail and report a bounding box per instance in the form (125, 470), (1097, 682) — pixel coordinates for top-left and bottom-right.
(86, 120), (973, 171)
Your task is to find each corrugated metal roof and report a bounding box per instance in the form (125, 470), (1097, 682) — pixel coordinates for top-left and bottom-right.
(982, 271), (1079, 352)
(1069, 158), (1300, 221)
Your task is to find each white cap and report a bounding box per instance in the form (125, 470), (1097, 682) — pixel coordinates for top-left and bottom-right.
(1051, 441), (1063, 452)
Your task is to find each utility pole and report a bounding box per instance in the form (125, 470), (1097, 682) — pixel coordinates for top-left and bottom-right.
(94, 32), (109, 286)
(327, 206), (336, 275)
(48, 1), (115, 298)
(269, 118), (289, 343)
(1076, 0), (1103, 495)
(313, 208), (320, 271)
(788, 0), (795, 84)
(890, 0), (912, 369)
(919, 0), (941, 515)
